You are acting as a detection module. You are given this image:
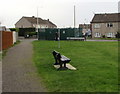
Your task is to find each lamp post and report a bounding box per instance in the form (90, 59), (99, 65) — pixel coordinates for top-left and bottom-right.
(58, 28), (60, 48)
(74, 5), (76, 37)
(36, 7), (39, 40)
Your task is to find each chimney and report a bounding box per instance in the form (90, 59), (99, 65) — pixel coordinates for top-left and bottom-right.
(32, 16), (35, 18)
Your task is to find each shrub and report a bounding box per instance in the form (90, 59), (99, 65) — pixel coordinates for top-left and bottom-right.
(115, 32), (120, 38)
(102, 35), (106, 38)
(9, 28), (19, 32)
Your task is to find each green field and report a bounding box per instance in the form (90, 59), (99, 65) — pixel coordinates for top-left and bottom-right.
(32, 41), (118, 92)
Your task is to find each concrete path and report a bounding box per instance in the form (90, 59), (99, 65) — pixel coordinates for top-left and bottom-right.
(2, 39), (47, 92)
(86, 39), (118, 41)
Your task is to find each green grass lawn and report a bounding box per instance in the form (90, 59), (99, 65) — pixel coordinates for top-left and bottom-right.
(32, 41), (118, 92)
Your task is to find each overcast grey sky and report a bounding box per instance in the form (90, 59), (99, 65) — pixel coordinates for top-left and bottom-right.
(0, 0), (119, 28)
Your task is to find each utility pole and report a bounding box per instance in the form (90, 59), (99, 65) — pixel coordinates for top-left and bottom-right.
(36, 7), (39, 39)
(58, 29), (60, 48)
(74, 5), (76, 29)
(74, 5), (76, 37)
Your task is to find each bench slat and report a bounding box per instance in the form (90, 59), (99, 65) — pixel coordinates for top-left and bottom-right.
(61, 55), (70, 61)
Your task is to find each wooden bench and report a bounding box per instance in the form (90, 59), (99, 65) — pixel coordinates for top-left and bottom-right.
(52, 50), (71, 70)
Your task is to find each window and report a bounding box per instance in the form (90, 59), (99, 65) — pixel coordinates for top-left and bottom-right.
(106, 32), (115, 37)
(21, 25), (23, 28)
(107, 23), (113, 27)
(95, 32), (101, 37)
(94, 24), (101, 29)
(63, 31), (65, 34)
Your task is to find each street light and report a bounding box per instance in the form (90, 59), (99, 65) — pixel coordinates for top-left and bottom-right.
(74, 5), (76, 37)
(36, 7), (39, 40)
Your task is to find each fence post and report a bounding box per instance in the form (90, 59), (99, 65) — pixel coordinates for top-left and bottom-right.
(58, 29), (60, 48)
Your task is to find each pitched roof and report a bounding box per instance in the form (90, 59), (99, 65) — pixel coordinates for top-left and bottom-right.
(44, 20), (57, 27)
(91, 13), (120, 23)
(23, 16), (57, 27)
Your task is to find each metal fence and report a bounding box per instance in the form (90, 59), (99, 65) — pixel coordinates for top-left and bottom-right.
(38, 28), (83, 40)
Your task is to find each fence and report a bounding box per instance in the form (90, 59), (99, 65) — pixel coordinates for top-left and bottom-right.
(13, 31), (18, 44)
(17, 28), (83, 40)
(0, 32), (1, 51)
(2, 31), (13, 50)
(38, 28), (83, 40)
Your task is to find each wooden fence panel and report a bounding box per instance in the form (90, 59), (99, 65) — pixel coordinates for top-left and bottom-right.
(2, 31), (13, 50)
(0, 31), (2, 51)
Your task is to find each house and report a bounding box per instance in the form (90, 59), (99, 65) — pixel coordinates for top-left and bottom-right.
(0, 26), (11, 31)
(79, 24), (91, 35)
(15, 16), (57, 28)
(91, 13), (120, 38)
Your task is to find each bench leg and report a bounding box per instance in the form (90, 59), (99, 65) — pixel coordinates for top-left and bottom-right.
(54, 59), (59, 65)
(59, 63), (63, 68)
(64, 63), (67, 68)
(58, 63), (68, 70)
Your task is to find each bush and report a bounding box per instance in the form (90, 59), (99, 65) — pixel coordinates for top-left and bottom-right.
(9, 28), (19, 32)
(102, 35), (106, 38)
(115, 32), (120, 38)
(28, 32), (37, 36)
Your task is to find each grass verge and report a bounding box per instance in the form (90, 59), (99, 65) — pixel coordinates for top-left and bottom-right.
(32, 41), (118, 92)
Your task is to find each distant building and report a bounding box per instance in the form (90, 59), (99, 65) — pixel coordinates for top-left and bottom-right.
(79, 24), (91, 35)
(15, 16), (57, 28)
(91, 13), (120, 38)
(0, 26), (11, 31)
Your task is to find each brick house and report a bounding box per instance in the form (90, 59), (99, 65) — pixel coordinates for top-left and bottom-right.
(15, 16), (57, 28)
(91, 13), (120, 38)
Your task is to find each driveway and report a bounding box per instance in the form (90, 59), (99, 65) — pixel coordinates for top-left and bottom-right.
(2, 39), (47, 92)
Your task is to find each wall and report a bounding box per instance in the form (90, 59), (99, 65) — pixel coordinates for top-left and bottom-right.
(92, 22), (119, 38)
(13, 31), (18, 44)
(2, 31), (13, 50)
(15, 17), (32, 28)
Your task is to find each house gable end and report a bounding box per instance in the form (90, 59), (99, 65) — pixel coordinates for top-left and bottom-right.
(15, 17), (32, 28)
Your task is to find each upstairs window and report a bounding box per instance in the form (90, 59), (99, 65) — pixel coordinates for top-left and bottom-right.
(107, 23), (113, 27)
(94, 24), (101, 29)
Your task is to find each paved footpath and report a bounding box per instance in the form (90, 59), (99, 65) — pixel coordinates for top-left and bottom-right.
(2, 39), (47, 92)
(86, 39), (118, 41)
